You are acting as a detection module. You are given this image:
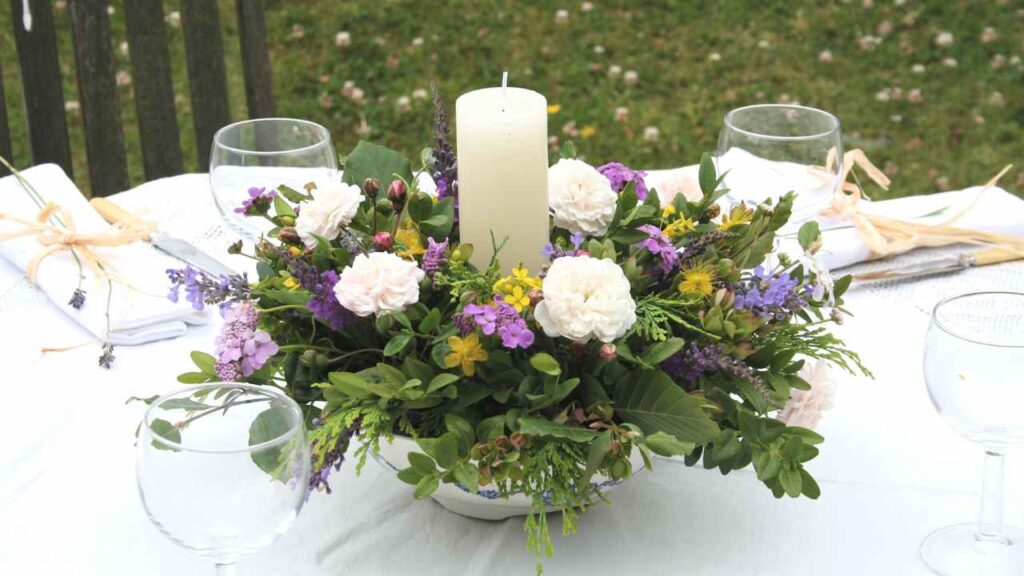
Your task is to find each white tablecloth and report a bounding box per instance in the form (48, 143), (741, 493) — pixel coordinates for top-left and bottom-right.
(2, 174), (1023, 575)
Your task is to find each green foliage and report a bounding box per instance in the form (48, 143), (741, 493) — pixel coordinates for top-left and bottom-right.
(340, 141), (413, 195)
(613, 369), (720, 445)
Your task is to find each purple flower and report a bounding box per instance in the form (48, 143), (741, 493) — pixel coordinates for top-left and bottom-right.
(308, 422), (355, 497)
(432, 85), (459, 221)
(734, 266), (807, 319)
(214, 302), (279, 380)
(634, 224), (679, 276)
(234, 187), (277, 216)
(597, 162), (649, 200)
(307, 270), (350, 331)
(423, 238), (449, 276)
(662, 343), (763, 391)
(542, 231), (588, 260)
(167, 266), (250, 312)
(464, 303), (498, 334)
(499, 322), (535, 349)
(68, 288), (86, 310)
(457, 296), (535, 350)
(98, 343), (115, 369)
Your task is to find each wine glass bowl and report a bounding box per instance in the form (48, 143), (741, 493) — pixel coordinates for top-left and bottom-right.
(921, 291), (1024, 575)
(210, 118), (338, 236)
(716, 104), (843, 232)
(136, 383), (311, 573)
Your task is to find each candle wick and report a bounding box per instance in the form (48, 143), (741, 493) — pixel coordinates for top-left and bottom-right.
(501, 71), (509, 112)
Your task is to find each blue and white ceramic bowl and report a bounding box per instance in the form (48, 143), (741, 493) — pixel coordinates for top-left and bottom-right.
(374, 434), (644, 520)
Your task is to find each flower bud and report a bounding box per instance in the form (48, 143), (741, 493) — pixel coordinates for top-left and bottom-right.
(387, 179), (407, 203)
(374, 231), (394, 250)
(300, 349), (318, 367)
(363, 177), (381, 198)
(831, 309), (844, 324)
(599, 343), (617, 361)
(227, 240), (243, 254)
(278, 227), (300, 244)
(528, 289), (544, 307)
(279, 215), (295, 227)
(375, 197), (394, 214)
(706, 203), (721, 219)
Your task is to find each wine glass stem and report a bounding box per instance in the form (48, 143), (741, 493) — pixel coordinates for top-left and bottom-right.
(215, 562), (238, 576)
(978, 449), (1005, 541)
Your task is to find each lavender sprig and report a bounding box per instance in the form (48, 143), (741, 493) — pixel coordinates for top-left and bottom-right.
(431, 83), (458, 220)
(166, 266), (250, 311)
(662, 343), (766, 395)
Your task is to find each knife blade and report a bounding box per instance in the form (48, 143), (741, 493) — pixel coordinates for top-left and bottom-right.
(853, 247), (1021, 283)
(90, 197), (237, 277)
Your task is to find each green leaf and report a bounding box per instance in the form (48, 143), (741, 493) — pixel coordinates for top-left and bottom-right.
(779, 466), (803, 497)
(613, 369), (720, 445)
(433, 433), (459, 469)
(788, 427), (825, 445)
(427, 373), (460, 393)
(401, 357), (435, 385)
(833, 274), (853, 298)
(518, 417), (598, 442)
(698, 152), (716, 197)
(611, 228), (649, 245)
(160, 398), (212, 411)
(800, 468), (821, 499)
(273, 194), (296, 218)
(640, 337), (686, 365)
(477, 415), (505, 442)
(276, 184), (309, 204)
(644, 431), (696, 457)
(341, 141), (413, 197)
(177, 372), (211, 384)
(413, 474), (440, 499)
(797, 220), (821, 251)
(190, 351), (217, 375)
(384, 332), (413, 357)
(396, 466), (424, 485)
(419, 308), (441, 333)
(445, 414), (476, 456)
(249, 408), (293, 477)
(327, 372), (372, 399)
(583, 430), (613, 483)
(454, 462), (479, 493)
(149, 418), (181, 451)
(408, 451), (437, 475)
(407, 192), (433, 222)
(262, 289), (312, 306)
(529, 353), (561, 376)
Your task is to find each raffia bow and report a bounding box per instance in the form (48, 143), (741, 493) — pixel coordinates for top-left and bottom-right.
(0, 202), (155, 284)
(820, 149), (1024, 260)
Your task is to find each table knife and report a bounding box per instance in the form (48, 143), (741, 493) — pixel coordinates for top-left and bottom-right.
(90, 197), (237, 277)
(852, 247), (1021, 283)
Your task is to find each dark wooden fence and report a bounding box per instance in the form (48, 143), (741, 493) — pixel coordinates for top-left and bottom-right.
(3, 0), (275, 196)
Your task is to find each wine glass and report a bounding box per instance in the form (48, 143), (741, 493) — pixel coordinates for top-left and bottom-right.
(716, 104), (843, 234)
(922, 291), (1024, 575)
(210, 118), (338, 236)
(136, 383), (311, 575)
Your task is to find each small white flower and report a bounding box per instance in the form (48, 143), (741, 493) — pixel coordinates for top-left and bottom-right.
(642, 126), (660, 142)
(107, 5), (115, 15)
(988, 91), (1006, 107)
(614, 106), (629, 122)
(54, 0), (66, 9)
(349, 87), (366, 105)
(555, 9), (569, 24)
(942, 57), (958, 68)
(708, 52), (721, 62)
(562, 121), (579, 138)
(355, 117), (372, 137)
(777, 360), (836, 430)
(875, 88), (891, 102)
(548, 158), (617, 237)
(818, 50), (833, 64)
(396, 95), (411, 112)
(165, 11), (180, 27)
(581, 1), (594, 12)
(876, 20), (892, 36)
(934, 31), (954, 47)
(992, 54), (1006, 69)
(607, 64), (622, 78)
(757, 39), (771, 49)
(334, 252), (424, 317)
(412, 88), (428, 100)
(534, 255), (637, 343)
(890, 114), (902, 123)
(935, 176), (950, 190)
(295, 182), (364, 246)
(911, 63), (925, 74)
(857, 35), (881, 51)
(981, 26), (998, 44)
(1010, 55), (1021, 67)
(593, 45), (605, 55)
(291, 24), (305, 40)
(335, 31), (352, 47)
(119, 41), (129, 56)
(64, 100), (80, 113)
(116, 71), (131, 87)
(624, 70), (638, 86)
(908, 88), (922, 103)
(973, 114), (986, 125)
(411, 36), (424, 47)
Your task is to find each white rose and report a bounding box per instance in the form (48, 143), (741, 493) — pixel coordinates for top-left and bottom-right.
(334, 252), (424, 317)
(548, 158), (618, 237)
(295, 181), (364, 246)
(777, 360), (836, 430)
(534, 255), (636, 343)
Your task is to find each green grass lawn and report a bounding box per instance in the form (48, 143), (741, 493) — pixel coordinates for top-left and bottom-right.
(1, 0), (1022, 199)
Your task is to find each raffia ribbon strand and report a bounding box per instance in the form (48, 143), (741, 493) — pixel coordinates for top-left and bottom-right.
(821, 149), (1024, 260)
(0, 202), (155, 284)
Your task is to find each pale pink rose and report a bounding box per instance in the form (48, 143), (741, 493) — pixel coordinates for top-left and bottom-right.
(334, 253), (425, 317)
(777, 360), (835, 429)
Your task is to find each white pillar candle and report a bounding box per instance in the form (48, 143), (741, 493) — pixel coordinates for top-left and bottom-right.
(455, 79), (549, 274)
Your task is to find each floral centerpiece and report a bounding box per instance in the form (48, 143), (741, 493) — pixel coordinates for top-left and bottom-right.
(167, 95), (866, 568)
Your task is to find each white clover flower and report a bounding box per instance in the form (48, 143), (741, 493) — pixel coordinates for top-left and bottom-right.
(818, 50), (833, 64)
(981, 26), (997, 44)
(396, 95), (412, 112)
(757, 39), (771, 49)
(355, 117), (372, 137)
(412, 88), (428, 100)
(116, 71), (131, 87)
(643, 126), (660, 142)
(534, 256), (636, 343)
(548, 158), (617, 237)
(334, 252), (424, 317)
(777, 360), (836, 430)
(874, 89), (891, 102)
(555, 9), (569, 24)
(992, 54), (1006, 69)
(608, 64), (622, 78)
(581, 1), (594, 12)
(708, 52), (721, 62)
(335, 31), (352, 47)
(593, 45), (605, 55)
(876, 20), (892, 36)
(119, 41), (129, 56)
(165, 10), (180, 27)
(614, 106), (629, 122)
(908, 88), (922, 103)
(911, 63), (925, 74)
(295, 182), (364, 246)
(624, 70), (638, 86)
(291, 24), (305, 39)
(988, 91), (1005, 107)
(935, 31), (954, 47)
(942, 57), (958, 68)
(64, 100), (80, 113)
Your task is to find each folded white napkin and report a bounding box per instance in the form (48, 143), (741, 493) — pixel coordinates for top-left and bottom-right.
(646, 164), (1024, 270)
(0, 164), (207, 345)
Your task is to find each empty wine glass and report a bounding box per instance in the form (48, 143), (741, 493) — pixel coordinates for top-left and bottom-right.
(716, 104), (843, 234)
(210, 118), (338, 236)
(922, 291), (1024, 575)
(136, 383), (311, 575)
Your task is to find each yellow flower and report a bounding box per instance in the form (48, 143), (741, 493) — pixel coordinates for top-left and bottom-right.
(547, 104), (562, 115)
(663, 216), (695, 240)
(287, 246), (303, 257)
(719, 205), (754, 231)
(493, 264), (542, 311)
(395, 227), (426, 259)
(661, 205), (677, 219)
(283, 277), (301, 290)
(679, 264), (715, 297)
(444, 333), (488, 377)
(580, 125), (597, 138)
(504, 286), (531, 312)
